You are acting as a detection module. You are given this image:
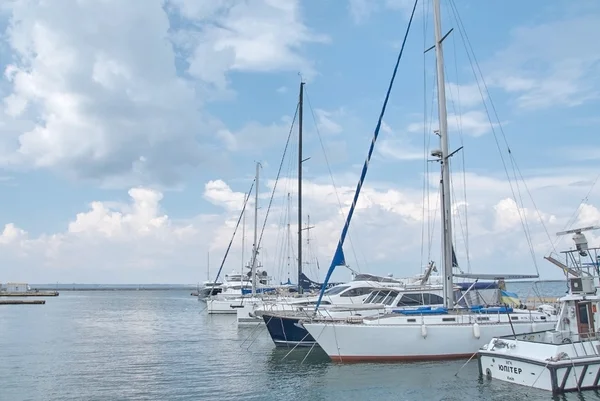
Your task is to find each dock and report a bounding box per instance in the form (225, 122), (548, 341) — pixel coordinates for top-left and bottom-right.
(0, 299), (45, 305)
(0, 291), (59, 297)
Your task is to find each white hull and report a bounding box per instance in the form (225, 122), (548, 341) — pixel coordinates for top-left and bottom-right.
(207, 298), (244, 314)
(211, 295), (297, 317)
(303, 311), (557, 362)
(479, 336), (600, 393)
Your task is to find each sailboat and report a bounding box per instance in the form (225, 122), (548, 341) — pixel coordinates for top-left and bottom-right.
(206, 163), (286, 314)
(301, 0), (559, 362)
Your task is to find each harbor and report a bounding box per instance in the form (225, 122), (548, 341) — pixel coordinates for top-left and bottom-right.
(0, 281), (577, 401)
(0, 282), (59, 298)
(0, 0), (598, 399)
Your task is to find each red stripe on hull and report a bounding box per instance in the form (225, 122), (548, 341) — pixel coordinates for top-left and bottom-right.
(329, 353), (474, 363)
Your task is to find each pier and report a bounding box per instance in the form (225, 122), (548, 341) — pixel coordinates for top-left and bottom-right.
(0, 299), (46, 305)
(0, 291), (59, 297)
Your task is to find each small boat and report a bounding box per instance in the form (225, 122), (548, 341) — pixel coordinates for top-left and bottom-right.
(478, 226), (600, 394)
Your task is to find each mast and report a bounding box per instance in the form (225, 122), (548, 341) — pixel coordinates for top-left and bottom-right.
(298, 81), (305, 294)
(287, 193), (292, 282)
(433, 0), (454, 308)
(207, 252), (210, 281)
(242, 203), (245, 272)
(251, 161), (260, 296)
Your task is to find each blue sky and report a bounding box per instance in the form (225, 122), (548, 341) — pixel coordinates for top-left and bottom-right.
(0, 0), (599, 284)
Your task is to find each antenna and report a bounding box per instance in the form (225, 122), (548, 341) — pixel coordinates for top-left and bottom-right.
(557, 225), (600, 257)
(556, 225), (600, 236)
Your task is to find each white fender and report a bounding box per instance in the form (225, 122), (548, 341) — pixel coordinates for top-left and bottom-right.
(473, 322), (481, 339)
(421, 323), (427, 339)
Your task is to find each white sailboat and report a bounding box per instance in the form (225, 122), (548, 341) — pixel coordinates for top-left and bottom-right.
(301, 0), (558, 362)
(206, 162), (294, 314)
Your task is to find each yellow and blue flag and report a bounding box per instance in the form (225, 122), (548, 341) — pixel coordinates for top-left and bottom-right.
(501, 290), (521, 307)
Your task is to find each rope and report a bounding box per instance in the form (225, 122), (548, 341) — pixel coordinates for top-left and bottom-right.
(304, 88), (364, 273)
(314, 0), (420, 313)
(209, 179), (255, 286)
(447, 0), (542, 274)
(256, 103), (299, 255)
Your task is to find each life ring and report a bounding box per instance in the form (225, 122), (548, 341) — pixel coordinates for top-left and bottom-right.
(562, 317), (570, 325)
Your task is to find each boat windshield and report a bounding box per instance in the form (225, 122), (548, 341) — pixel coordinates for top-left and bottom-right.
(382, 290), (400, 305)
(371, 290), (391, 304)
(364, 291), (380, 303)
(324, 285), (350, 296)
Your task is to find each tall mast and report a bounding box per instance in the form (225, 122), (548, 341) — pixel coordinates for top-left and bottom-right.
(207, 252), (210, 281)
(298, 81), (305, 294)
(242, 203), (245, 272)
(433, 0), (454, 308)
(251, 161), (260, 296)
(287, 193), (292, 282)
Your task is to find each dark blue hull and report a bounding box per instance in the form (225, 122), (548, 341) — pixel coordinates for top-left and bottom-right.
(262, 314), (316, 347)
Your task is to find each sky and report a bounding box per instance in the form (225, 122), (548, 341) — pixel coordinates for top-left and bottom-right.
(1, 0), (600, 284)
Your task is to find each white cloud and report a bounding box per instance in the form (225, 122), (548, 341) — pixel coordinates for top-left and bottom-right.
(174, 0), (329, 89)
(488, 12), (600, 110)
(0, 0), (209, 186)
(378, 138), (424, 161)
(407, 110), (498, 138)
(315, 109), (343, 135)
(0, 0), (327, 187)
(2, 168), (598, 283)
(0, 223), (27, 244)
(216, 117), (295, 153)
(445, 82), (487, 109)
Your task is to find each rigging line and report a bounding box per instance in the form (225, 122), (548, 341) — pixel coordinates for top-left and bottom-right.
(447, 0), (540, 272)
(256, 102), (299, 252)
(420, 0), (430, 272)
(447, 0), (544, 266)
(449, 7), (541, 251)
(304, 87), (363, 273)
(445, 86), (471, 271)
(426, 60), (436, 261)
(210, 178), (256, 287)
(449, 26), (471, 271)
(428, 174), (441, 256)
(549, 171), (600, 253)
(314, 0), (419, 313)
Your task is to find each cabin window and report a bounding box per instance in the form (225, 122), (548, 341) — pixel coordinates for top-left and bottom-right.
(442, 318), (456, 322)
(407, 318), (416, 322)
(579, 303), (590, 324)
(397, 293), (423, 307)
(510, 316), (519, 320)
(324, 286), (350, 296)
(373, 291), (391, 304)
(422, 293), (444, 305)
(340, 287), (376, 297)
(477, 317), (489, 321)
(383, 291), (399, 305)
(364, 292), (378, 303)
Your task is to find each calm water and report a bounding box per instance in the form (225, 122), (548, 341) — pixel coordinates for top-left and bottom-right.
(1, 282), (599, 401)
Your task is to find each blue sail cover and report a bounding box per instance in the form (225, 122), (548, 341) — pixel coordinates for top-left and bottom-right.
(313, 0), (419, 313)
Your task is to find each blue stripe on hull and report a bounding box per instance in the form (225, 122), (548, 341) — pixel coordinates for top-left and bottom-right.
(262, 314), (316, 347)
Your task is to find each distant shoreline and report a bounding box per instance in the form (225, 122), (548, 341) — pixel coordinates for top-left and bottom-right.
(29, 285), (198, 291)
(26, 279), (566, 291)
